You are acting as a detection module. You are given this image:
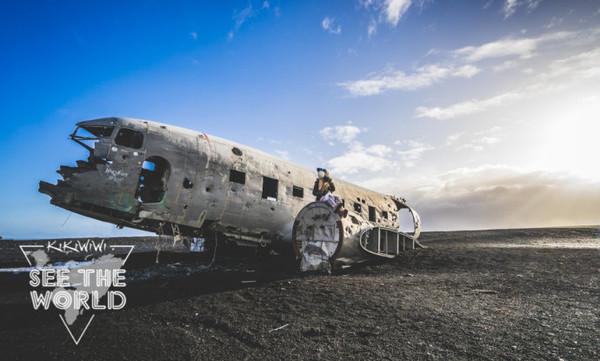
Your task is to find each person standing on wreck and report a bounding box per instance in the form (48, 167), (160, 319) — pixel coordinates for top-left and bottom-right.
(312, 168), (335, 201)
(313, 168), (348, 218)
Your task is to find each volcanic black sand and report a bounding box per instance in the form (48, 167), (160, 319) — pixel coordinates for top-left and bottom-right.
(0, 227), (598, 360)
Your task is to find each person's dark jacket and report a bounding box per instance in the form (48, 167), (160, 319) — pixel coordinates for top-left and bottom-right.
(312, 177), (335, 201)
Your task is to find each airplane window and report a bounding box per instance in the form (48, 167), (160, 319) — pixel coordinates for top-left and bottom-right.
(368, 206), (376, 222)
(292, 186), (303, 198)
(142, 161), (155, 171)
(71, 126), (115, 150)
(81, 126), (115, 138)
(382, 211), (388, 219)
(115, 128), (143, 149)
(354, 203), (362, 213)
(183, 177), (194, 189)
(229, 170), (246, 184)
(262, 177), (278, 200)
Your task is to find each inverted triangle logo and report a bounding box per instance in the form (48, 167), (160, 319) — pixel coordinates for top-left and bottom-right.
(21, 242), (135, 345)
(59, 314), (95, 345)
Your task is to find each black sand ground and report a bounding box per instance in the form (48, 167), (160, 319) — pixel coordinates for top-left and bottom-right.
(0, 227), (598, 360)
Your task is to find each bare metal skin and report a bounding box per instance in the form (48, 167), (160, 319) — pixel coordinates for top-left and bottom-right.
(40, 117), (420, 267)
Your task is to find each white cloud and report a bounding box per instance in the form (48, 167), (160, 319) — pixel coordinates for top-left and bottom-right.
(319, 125), (363, 144)
(275, 150), (289, 160)
(452, 64), (481, 77)
(340, 28), (581, 97)
(453, 31), (573, 62)
(579, 94), (600, 103)
(404, 166), (600, 230)
(228, 5), (255, 40)
(258, 137), (283, 145)
(395, 140), (434, 167)
(359, 0), (376, 9)
(456, 37), (538, 61)
(367, 19), (377, 38)
(527, 0), (542, 10)
(544, 16), (563, 29)
(502, 0), (542, 19)
(234, 5), (255, 30)
(415, 91), (521, 120)
(503, 0), (518, 19)
(328, 150), (394, 174)
(320, 129), (429, 174)
(544, 47), (600, 79)
(355, 165), (600, 231)
(340, 64), (480, 96)
(359, 0), (418, 36)
(456, 127), (504, 152)
(417, 45), (600, 120)
(190, 32), (198, 40)
(384, 0), (412, 26)
(228, 2), (274, 40)
(366, 144), (393, 156)
(322, 17), (341, 34)
(521, 67), (534, 74)
(446, 132), (464, 146)
(492, 60), (519, 72)
(425, 48), (437, 57)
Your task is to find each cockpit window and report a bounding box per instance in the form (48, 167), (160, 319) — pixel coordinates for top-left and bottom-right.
(81, 126), (115, 138)
(115, 128), (143, 149)
(71, 126), (115, 151)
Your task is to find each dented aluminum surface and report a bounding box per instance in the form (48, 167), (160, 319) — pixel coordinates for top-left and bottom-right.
(40, 117), (421, 267)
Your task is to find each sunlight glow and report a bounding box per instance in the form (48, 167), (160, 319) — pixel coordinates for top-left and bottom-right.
(536, 92), (600, 181)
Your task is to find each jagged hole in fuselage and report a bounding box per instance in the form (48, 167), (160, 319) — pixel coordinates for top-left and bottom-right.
(136, 156), (170, 203)
(397, 208), (415, 234)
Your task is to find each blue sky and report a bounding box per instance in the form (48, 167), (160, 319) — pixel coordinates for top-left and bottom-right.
(1, 0), (599, 238)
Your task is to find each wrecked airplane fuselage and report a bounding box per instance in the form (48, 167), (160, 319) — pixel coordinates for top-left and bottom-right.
(40, 117), (421, 270)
